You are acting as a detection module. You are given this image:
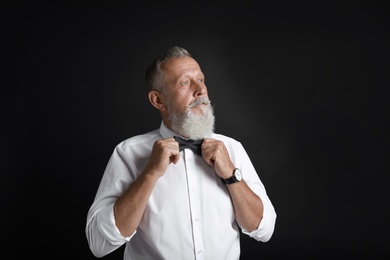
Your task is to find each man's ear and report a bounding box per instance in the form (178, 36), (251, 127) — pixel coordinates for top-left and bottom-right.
(148, 90), (166, 111)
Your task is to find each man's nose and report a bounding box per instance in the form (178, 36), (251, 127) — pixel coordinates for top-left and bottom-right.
(193, 81), (206, 96)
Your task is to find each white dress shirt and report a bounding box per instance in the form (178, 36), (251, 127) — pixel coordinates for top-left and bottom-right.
(86, 121), (276, 260)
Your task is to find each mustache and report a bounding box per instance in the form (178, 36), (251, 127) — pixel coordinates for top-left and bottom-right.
(188, 97), (211, 108)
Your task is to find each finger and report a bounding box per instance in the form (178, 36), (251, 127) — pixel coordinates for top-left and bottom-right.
(167, 137), (180, 150)
(166, 138), (180, 164)
(202, 150), (215, 166)
(170, 153), (180, 164)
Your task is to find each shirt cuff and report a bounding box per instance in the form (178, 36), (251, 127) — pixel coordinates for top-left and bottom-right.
(241, 202), (276, 242)
(96, 204), (136, 244)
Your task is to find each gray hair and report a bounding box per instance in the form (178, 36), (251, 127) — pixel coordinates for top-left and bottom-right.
(145, 46), (192, 93)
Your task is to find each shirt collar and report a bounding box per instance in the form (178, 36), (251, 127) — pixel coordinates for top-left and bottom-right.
(159, 121), (180, 139)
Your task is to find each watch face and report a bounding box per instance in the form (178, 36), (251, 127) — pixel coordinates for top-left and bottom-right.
(234, 168), (242, 181)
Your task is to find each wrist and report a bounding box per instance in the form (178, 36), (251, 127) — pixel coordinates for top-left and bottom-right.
(221, 168), (242, 185)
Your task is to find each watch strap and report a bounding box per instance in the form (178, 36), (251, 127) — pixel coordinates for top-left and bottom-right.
(222, 176), (238, 185)
(221, 168), (241, 185)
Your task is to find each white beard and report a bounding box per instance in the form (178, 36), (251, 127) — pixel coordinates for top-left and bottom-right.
(168, 96), (215, 139)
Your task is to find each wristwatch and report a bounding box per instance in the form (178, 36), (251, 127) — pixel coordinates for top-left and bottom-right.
(222, 168), (242, 185)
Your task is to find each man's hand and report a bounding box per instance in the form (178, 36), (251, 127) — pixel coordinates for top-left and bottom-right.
(144, 138), (180, 178)
(201, 138), (235, 179)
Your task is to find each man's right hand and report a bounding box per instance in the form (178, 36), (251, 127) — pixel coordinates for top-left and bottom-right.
(144, 138), (180, 177)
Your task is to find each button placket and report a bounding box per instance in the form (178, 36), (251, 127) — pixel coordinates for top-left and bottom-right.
(183, 150), (205, 259)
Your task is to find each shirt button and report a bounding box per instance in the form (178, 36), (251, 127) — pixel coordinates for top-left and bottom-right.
(197, 250), (203, 254)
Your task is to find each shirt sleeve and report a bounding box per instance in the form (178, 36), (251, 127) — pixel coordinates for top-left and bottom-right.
(85, 146), (136, 257)
(232, 141), (277, 242)
(241, 197), (277, 242)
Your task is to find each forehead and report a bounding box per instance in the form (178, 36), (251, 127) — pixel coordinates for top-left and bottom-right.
(162, 56), (202, 77)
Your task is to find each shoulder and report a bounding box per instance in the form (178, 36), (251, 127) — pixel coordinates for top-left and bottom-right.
(116, 129), (161, 151)
(211, 133), (243, 149)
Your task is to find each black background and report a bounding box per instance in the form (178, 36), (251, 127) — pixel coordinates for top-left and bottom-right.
(2, 2), (389, 259)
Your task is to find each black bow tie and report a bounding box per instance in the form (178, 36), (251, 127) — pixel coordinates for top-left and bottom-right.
(174, 136), (203, 155)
